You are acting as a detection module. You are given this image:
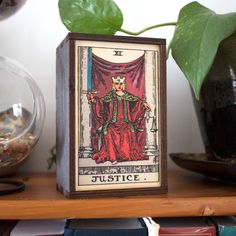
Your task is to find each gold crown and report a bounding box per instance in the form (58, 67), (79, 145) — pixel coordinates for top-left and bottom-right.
(111, 76), (126, 83)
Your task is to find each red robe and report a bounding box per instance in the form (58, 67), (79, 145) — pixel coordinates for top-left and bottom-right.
(92, 90), (148, 164)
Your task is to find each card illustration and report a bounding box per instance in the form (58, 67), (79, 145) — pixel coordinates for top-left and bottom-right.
(75, 41), (161, 191)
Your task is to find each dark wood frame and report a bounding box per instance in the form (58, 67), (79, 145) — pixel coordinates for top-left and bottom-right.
(56, 33), (167, 198)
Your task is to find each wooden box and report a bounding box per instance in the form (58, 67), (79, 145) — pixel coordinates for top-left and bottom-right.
(56, 33), (167, 198)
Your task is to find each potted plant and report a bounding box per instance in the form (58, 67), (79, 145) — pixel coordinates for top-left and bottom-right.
(57, 0), (236, 176)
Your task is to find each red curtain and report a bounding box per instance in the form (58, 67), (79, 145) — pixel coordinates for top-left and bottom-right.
(92, 53), (145, 99)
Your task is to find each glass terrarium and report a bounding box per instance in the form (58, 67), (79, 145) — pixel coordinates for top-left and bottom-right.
(0, 0), (27, 21)
(0, 56), (45, 176)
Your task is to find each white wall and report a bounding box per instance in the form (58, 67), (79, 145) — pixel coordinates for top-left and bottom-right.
(0, 0), (235, 172)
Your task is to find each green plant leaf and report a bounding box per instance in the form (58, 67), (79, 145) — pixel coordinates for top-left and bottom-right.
(58, 0), (123, 35)
(170, 1), (236, 99)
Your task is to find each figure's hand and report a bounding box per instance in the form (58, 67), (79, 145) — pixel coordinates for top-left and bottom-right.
(143, 102), (151, 111)
(86, 92), (92, 101)
(86, 92), (95, 103)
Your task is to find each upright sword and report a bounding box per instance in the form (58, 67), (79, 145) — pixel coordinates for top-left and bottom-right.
(82, 48), (97, 96)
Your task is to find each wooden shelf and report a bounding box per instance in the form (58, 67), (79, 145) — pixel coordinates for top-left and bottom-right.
(1, 170), (236, 219)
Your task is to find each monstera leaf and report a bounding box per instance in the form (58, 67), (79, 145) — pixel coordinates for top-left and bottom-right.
(170, 1), (236, 98)
(58, 0), (123, 35)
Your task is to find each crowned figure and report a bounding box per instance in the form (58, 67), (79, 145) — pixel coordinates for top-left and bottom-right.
(87, 76), (151, 164)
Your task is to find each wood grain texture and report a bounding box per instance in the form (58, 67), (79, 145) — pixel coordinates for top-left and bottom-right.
(0, 170), (236, 219)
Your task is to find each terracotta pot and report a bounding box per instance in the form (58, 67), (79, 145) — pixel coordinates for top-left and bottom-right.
(193, 32), (236, 160)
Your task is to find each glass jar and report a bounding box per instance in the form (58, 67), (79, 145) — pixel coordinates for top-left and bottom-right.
(0, 56), (45, 175)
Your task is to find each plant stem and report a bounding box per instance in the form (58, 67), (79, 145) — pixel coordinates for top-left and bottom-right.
(119, 22), (177, 36)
